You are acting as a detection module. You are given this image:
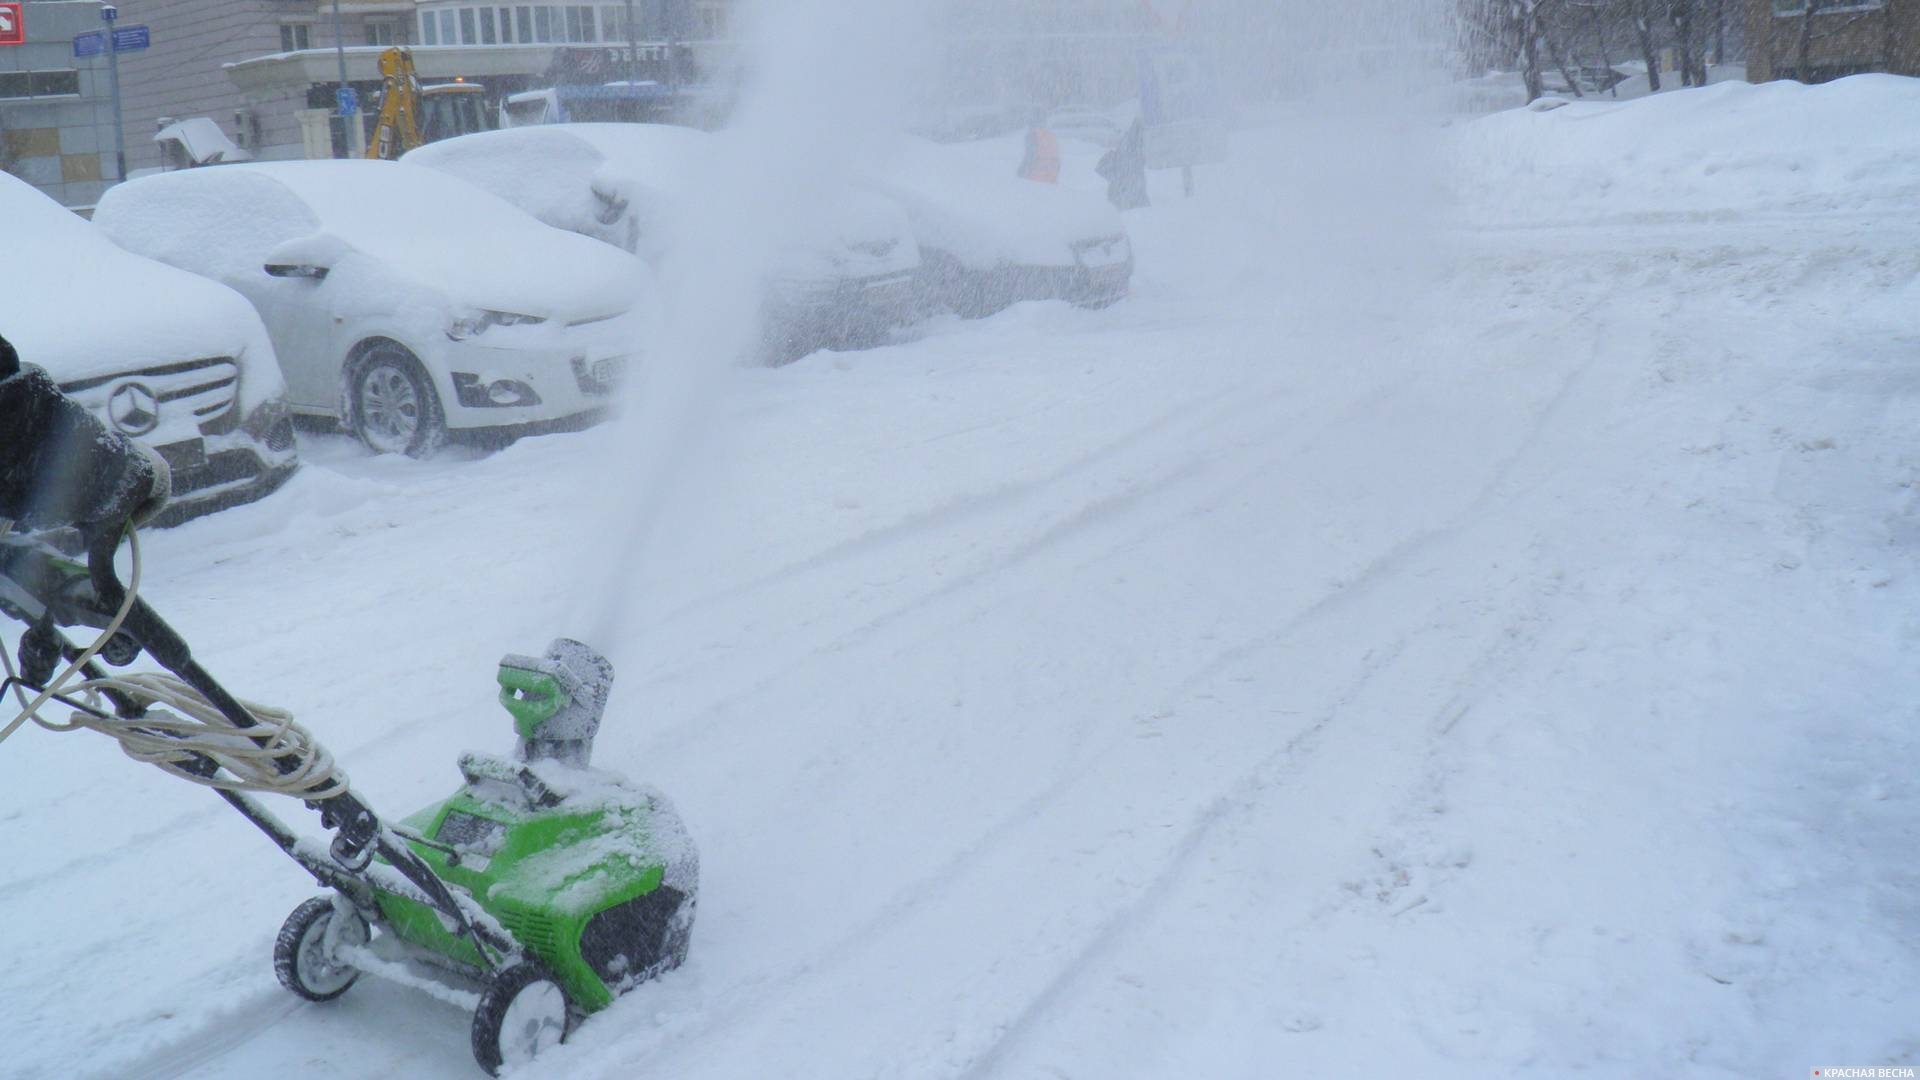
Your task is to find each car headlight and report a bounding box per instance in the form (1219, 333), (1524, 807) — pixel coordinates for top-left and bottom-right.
(447, 310), (548, 341)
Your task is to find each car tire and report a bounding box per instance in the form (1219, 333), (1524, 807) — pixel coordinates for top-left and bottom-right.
(273, 895), (368, 1002)
(347, 343), (446, 457)
(471, 962), (573, 1076)
(949, 271), (1015, 319)
(920, 250), (1011, 320)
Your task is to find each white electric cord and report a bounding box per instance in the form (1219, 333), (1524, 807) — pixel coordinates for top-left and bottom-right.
(0, 525), (347, 801)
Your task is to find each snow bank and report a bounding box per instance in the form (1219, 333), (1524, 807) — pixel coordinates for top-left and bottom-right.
(1452, 75), (1920, 223)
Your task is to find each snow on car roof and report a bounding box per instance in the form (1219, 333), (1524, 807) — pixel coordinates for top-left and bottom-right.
(402, 125), (702, 252)
(875, 135), (1126, 269)
(407, 124), (911, 274)
(95, 160), (648, 323)
(0, 171), (282, 407)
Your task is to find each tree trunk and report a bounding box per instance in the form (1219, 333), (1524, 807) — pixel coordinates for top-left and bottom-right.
(1796, 2), (1816, 80)
(1543, 23), (1584, 96)
(1886, 0), (1899, 73)
(1636, 9), (1662, 92)
(1519, 1), (1545, 101)
(1588, 2), (1619, 96)
(1677, 0), (1704, 85)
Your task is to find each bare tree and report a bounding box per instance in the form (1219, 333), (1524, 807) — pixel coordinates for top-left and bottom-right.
(1670, 0), (1707, 85)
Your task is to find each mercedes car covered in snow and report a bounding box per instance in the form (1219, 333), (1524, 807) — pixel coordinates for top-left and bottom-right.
(875, 136), (1134, 318)
(402, 124), (923, 359)
(0, 172), (296, 525)
(92, 161), (659, 456)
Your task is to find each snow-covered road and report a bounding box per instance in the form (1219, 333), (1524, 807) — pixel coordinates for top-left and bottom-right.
(6, 88), (1919, 1079)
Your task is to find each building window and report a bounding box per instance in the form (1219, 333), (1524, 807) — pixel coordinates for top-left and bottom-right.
(280, 23), (311, 52)
(497, 7), (514, 43)
(480, 7), (498, 43)
(439, 10), (457, 43)
(535, 5), (555, 42)
(29, 70), (79, 96)
(602, 4), (625, 41)
(459, 7), (477, 43)
(420, 12), (439, 44)
(367, 19), (401, 46)
(0, 69), (80, 99)
(517, 6), (535, 41)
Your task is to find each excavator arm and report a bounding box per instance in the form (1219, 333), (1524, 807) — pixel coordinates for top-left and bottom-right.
(366, 47), (423, 161)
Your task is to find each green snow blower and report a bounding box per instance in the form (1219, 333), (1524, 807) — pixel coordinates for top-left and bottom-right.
(0, 346), (697, 1075)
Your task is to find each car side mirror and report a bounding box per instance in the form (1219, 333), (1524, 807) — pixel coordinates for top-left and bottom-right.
(264, 262), (328, 280)
(263, 231), (350, 282)
(589, 180), (629, 227)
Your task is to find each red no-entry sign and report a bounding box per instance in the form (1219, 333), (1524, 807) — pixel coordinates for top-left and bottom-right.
(0, 4), (24, 47)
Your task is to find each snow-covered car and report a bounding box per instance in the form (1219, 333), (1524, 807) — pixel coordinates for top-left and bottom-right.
(93, 161), (658, 456)
(874, 136), (1134, 318)
(0, 172), (296, 526)
(402, 124), (922, 358)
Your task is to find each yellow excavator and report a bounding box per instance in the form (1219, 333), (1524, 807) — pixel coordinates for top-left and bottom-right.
(365, 47), (491, 160)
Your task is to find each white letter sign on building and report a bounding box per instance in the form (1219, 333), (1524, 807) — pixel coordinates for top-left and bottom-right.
(0, 4), (23, 46)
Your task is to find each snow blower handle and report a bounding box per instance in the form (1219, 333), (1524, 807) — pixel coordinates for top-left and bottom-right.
(0, 333), (171, 534)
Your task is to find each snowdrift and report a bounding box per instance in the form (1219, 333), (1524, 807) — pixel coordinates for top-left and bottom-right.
(1453, 74), (1920, 222)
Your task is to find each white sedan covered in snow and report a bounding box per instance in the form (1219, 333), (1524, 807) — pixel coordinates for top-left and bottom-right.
(874, 136), (1134, 318)
(402, 124), (923, 358)
(0, 172), (296, 526)
(93, 161), (658, 456)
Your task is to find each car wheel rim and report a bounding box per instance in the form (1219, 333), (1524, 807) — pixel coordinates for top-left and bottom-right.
(498, 981), (567, 1065)
(358, 362), (420, 453)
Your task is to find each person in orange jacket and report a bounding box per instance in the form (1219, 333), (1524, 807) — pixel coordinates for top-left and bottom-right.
(1017, 121), (1061, 184)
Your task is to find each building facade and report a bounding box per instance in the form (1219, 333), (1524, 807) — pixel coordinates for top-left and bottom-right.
(1745, 0), (1920, 81)
(0, 0), (120, 206)
(224, 0), (725, 161)
(111, 1), (413, 174)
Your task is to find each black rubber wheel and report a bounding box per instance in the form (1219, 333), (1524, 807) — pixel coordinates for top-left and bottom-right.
(273, 896), (368, 1002)
(347, 343), (446, 457)
(472, 962), (573, 1076)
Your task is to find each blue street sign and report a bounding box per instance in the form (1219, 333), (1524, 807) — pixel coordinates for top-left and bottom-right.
(74, 25), (146, 56)
(336, 86), (358, 117)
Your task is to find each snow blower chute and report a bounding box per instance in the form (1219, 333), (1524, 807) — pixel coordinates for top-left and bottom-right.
(0, 344), (697, 1075)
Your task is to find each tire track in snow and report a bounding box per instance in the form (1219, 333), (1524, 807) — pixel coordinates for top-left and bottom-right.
(588, 320), (1611, 1077)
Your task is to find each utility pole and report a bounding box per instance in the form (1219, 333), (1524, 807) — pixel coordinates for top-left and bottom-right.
(332, 0), (362, 156)
(101, 4), (125, 182)
(624, 0), (637, 86)
(666, 0), (681, 91)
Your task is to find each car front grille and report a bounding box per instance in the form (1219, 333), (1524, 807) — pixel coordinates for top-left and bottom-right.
(58, 356), (241, 439)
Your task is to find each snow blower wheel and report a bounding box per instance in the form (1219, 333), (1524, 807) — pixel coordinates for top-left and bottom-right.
(274, 896), (369, 1002)
(472, 962), (574, 1076)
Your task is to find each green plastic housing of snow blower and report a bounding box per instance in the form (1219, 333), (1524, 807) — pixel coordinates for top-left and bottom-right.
(371, 752), (696, 1011)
